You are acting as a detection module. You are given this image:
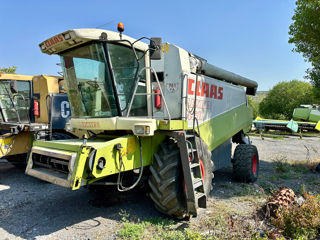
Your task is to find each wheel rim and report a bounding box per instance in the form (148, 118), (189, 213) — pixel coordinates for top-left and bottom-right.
(252, 154), (257, 175)
(199, 159), (205, 180)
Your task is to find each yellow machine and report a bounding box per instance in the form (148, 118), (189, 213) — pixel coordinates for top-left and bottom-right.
(0, 73), (72, 164)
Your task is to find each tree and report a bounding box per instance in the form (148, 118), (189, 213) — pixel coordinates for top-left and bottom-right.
(288, 0), (320, 96)
(0, 66), (17, 74)
(248, 96), (260, 119)
(259, 80), (314, 120)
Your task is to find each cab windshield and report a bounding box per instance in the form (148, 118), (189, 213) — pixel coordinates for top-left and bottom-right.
(61, 43), (117, 117)
(0, 80), (31, 122)
(60, 42), (147, 118)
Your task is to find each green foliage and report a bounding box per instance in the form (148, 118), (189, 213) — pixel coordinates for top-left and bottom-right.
(289, 0), (320, 68)
(248, 96), (260, 119)
(271, 195), (320, 239)
(306, 67), (320, 102)
(0, 66), (17, 74)
(289, 0), (320, 97)
(259, 80), (314, 119)
(118, 220), (148, 240)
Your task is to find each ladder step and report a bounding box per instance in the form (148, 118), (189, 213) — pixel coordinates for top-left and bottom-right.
(185, 134), (195, 139)
(188, 148), (197, 153)
(193, 178), (203, 189)
(195, 192), (207, 208)
(190, 163), (200, 169)
(195, 192), (206, 201)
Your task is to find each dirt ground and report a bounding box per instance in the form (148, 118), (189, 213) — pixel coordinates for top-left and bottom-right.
(0, 135), (319, 240)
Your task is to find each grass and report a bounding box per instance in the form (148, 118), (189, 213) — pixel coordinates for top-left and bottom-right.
(270, 155), (319, 181)
(116, 203), (268, 240)
(117, 216), (202, 240)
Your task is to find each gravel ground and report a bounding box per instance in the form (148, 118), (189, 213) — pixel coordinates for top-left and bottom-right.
(0, 135), (319, 240)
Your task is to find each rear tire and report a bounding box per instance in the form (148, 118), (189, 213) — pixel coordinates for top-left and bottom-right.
(232, 144), (259, 182)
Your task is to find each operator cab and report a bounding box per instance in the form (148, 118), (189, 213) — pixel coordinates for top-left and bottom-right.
(40, 27), (159, 121)
(0, 73), (33, 126)
(60, 41), (147, 118)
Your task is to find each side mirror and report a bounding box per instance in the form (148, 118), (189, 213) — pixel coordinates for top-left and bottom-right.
(149, 38), (162, 60)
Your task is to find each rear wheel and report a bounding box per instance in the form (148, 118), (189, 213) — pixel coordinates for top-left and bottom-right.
(232, 144), (259, 182)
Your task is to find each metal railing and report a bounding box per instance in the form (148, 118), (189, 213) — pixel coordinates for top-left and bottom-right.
(126, 67), (171, 120)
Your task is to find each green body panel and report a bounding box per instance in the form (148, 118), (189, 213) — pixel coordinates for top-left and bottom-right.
(309, 110), (320, 122)
(293, 107), (320, 122)
(197, 104), (252, 151)
(28, 133), (166, 189)
(158, 120), (189, 130)
(293, 108), (311, 121)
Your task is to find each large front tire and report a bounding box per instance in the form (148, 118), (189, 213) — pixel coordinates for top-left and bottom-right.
(148, 137), (214, 218)
(232, 144), (259, 182)
(195, 137), (214, 196)
(148, 138), (186, 218)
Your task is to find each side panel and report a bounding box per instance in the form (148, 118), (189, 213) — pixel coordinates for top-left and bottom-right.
(33, 75), (60, 123)
(309, 109), (320, 122)
(151, 44), (190, 120)
(186, 74), (247, 128)
(0, 132), (32, 157)
(211, 138), (232, 171)
(293, 108), (311, 121)
(198, 104), (252, 151)
(50, 94), (71, 129)
(185, 74), (251, 151)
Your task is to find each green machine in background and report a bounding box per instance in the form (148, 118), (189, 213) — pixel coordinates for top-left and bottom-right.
(293, 105), (320, 123)
(253, 105), (320, 133)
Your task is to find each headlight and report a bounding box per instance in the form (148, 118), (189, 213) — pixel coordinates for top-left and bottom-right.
(134, 125), (145, 135)
(134, 125), (153, 135)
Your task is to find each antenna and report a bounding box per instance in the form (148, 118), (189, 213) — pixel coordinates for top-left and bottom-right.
(96, 20), (114, 29)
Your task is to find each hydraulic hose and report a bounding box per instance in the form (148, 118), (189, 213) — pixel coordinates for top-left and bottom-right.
(117, 136), (144, 192)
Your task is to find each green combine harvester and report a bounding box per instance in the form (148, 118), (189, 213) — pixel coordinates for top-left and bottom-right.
(26, 24), (259, 219)
(253, 105), (320, 133)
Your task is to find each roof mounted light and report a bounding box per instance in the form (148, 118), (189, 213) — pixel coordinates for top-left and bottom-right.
(40, 44), (46, 50)
(117, 22), (124, 39)
(63, 33), (71, 40)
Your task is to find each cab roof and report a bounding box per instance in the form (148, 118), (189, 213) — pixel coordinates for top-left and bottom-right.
(39, 29), (149, 55)
(0, 73), (33, 81)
